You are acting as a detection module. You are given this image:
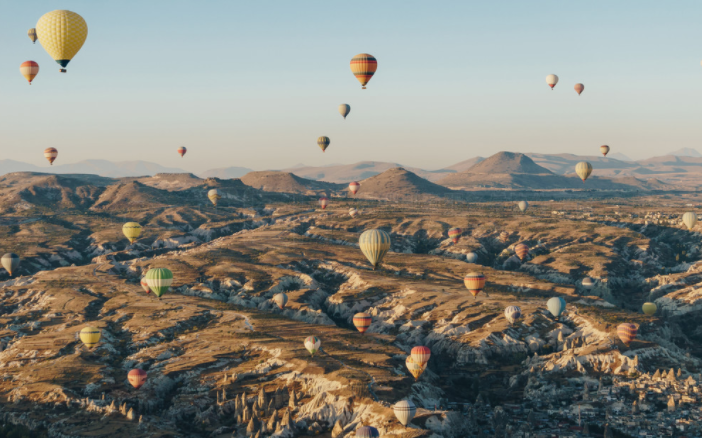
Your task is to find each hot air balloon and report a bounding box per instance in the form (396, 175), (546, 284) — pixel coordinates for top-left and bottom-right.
(547, 297), (566, 319)
(44, 147), (58, 165)
(208, 189), (221, 207)
(411, 346), (431, 366)
(359, 229), (391, 269)
(177, 146), (187, 157)
(317, 136), (330, 153)
(28, 28), (38, 44)
(518, 201), (529, 212)
(273, 292), (288, 309)
(304, 336), (321, 356)
(349, 181), (360, 195)
(350, 53), (377, 89)
(319, 197), (328, 210)
(128, 369), (147, 389)
(353, 312), (372, 334)
(682, 212), (697, 230)
(349, 208), (359, 218)
(448, 227), (462, 244)
(499, 231), (510, 242)
(1, 253), (20, 277)
(79, 326), (101, 348)
(356, 426), (380, 438)
(36, 10), (88, 73)
(575, 162), (593, 182)
(405, 356), (426, 380)
(339, 104), (351, 119)
(505, 306), (522, 324)
(144, 268), (173, 299)
(394, 400), (417, 426)
(514, 243), (529, 261)
(600, 145), (610, 157)
(140, 278), (151, 294)
(574, 83), (584, 95)
(582, 277), (594, 290)
(546, 74), (558, 90)
(122, 222), (142, 244)
(20, 61), (39, 85)
(466, 252), (478, 263)
(464, 272), (486, 299)
(617, 323), (637, 345)
(642, 302), (657, 316)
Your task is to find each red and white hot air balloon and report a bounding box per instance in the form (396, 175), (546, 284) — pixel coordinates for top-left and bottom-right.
(20, 61), (39, 84)
(44, 147), (58, 165)
(349, 181), (360, 195)
(600, 145), (610, 157)
(411, 346), (431, 366)
(319, 197), (328, 210)
(546, 74), (558, 90)
(140, 278), (151, 294)
(177, 146), (187, 157)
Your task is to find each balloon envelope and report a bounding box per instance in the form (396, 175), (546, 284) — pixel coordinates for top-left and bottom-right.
(144, 268), (173, 298)
(682, 212), (697, 230)
(394, 400), (417, 426)
(20, 61), (39, 84)
(122, 222), (142, 244)
(642, 302), (657, 316)
(1, 253), (20, 276)
(177, 146), (187, 157)
(356, 426), (380, 438)
(349, 181), (360, 195)
(273, 292), (288, 309)
(339, 104), (350, 119)
(411, 346), (431, 366)
(546, 74), (559, 89)
(353, 312), (372, 333)
(208, 189), (221, 206)
(317, 136), (330, 152)
(349, 208), (359, 217)
(128, 369), (147, 389)
(359, 229), (391, 269)
(514, 243), (529, 261)
(448, 227), (462, 244)
(350, 53), (377, 89)
(28, 28), (38, 43)
(80, 326), (101, 348)
(36, 10), (88, 72)
(405, 356), (426, 380)
(140, 278), (151, 293)
(304, 336), (321, 356)
(600, 145), (610, 156)
(617, 323), (637, 345)
(319, 197), (328, 209)
(575, 162), (593, 182)
(582, 277), (594, 289)
(466, 252), (478, 263)
(518, 201), (528, 212)
(547, 297), (566, 318)
(464, 272), (486, 298)
(505, 305), (522, 324)
(574, 83), (584, 95)
(44, 147), (58, 165)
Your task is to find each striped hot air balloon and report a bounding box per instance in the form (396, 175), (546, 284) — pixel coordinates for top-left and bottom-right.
(1, 253), (20, 277)
(411, 346), (431, 366)
(79, 326), (101, 348)
(20, 61), (39, 84)
(359, 229), (391, 269)
(317, 136), (330, 152)
(319, 197), (328, 210)
(140, 278), (151, 294)
(339, 104), (351, 119)
(514, 243), (529, 261)
(547, 297), (566, 319)
(575, 162), (593, 182)
(546, 74), (558, 89)
(600, 145), (610, 157)
(208, 189), (221, 206)
(353, 312), (372, 333)
(448, 227), (462, 244)
(28, 28), (38, 44)
(464, 272), (486, 299)
(499, 231), (510, 242)
(349, 181), (360, 195)
(36, 10), (88, 73)
(144, 268), (173, 299)
(574, 83), (585, 95)
(394, 400), (417, 426)
(642, 302), (657, 316)
(128, 369), (147, 389)
(505, 306), (522, 324)
(122, 222), (142, 244)
(304, 336), (321, 356)
(682, 212), (697, 230)
(44, 147), (58, 165)
(356, 426), (380, 438)
(177, 146), (187, 157)
(617, 323), (637, 345)
(350, 53), (377, 89)
(273, 292), (288, 309)
(466, 252), (478, 263)
(405, 356), (426, 380)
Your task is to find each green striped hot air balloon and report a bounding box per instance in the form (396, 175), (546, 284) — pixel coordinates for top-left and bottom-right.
(359, 229), (391, 270)
(144, 268), (173, 299)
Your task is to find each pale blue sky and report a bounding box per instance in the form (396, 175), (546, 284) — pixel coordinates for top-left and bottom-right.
(1, 1), (701, 172)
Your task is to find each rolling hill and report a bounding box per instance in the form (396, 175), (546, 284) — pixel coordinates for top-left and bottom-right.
(240, 171), (342, 195)
(354, 167), (455, 201)
(284, 161), (455, 183)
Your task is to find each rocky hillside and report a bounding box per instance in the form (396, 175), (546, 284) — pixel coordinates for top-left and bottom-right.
(354, 167), (454, 201)
(240, 171), (342, 195)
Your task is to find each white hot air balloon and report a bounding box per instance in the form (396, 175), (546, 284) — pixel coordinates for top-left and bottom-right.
(682, 212), (698, 230)
(466, 252), (478, 263)
(546, 74), (559, 90)
(393, 400), (417, 426)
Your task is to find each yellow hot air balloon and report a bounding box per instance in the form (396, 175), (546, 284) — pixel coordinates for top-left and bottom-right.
(80, 326), (101, 348)
(122, 222), (142, 244)
(575, 162), (593, 182)
(642, 302), (657, 316)
(359, 229), (391, 269)
(36, 10), (88, 73)
(318, 136), (330, 153)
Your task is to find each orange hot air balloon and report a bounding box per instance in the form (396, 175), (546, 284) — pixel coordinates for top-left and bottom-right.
(353, 312), (372, 333)
(574, 83), (584, 95)
(499, 231), (510, 242)
(20, 61), (39, 84)
(448, 227), (462, 244)
(349, 181), (360, 195)
(140, 278), (151, 293)
(44, 147), (58, 165)
(600, 145), (610, 157)
(128, 369), (147, 389)
(350, 53), (377, 89)
(617, 323), (637, 345)
(319, 197), (328, 209)
(464, 272), (486, 299)
(514, 243), (529, 261)
(177, 146), (187, 157)
(411, 346), (431, 366)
